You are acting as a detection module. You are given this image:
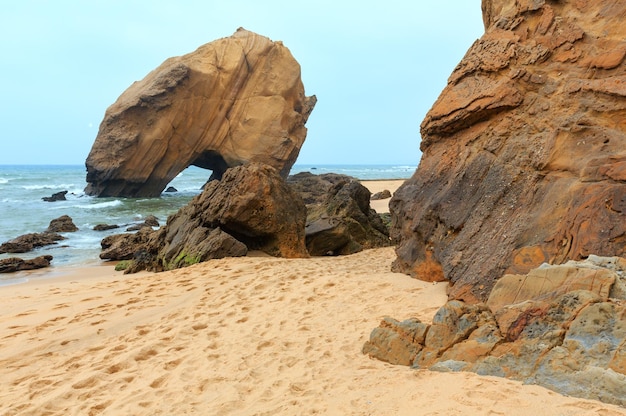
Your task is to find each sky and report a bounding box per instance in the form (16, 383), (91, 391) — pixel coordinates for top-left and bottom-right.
(0, 1), (484, 166)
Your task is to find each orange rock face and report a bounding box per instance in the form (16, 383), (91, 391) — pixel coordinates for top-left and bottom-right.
(85, 29), (316, 197)
(391, 0), (626, 302)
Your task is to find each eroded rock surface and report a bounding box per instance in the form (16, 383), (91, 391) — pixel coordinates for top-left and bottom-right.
(288, 172), (391, 256)
(364, 256), (626, 406)
(391, 0), (626, 302)
(46, 215), (78, 233)
(85, 28), (316, 198)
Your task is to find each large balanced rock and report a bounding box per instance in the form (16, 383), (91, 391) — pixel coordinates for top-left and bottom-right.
(85, 28), (316, 198)
(364, 256), (626, 406)
(288, 172), (391, 256)
(391, 0), (626, 302)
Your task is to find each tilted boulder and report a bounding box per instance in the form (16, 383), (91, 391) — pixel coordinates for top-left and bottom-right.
(160, 162), (308, 263)
(85, 28), (316, 198)
(391, 0), (626, 302)
(364, 256), (626, 406)
(101, 163), (307, 272)
(287, 172), (391, 256)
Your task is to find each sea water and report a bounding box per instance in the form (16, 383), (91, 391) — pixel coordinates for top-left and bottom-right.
(0, 164), (416, 281)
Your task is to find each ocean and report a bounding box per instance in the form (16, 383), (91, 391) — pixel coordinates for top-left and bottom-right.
(0, 164), (416, 284)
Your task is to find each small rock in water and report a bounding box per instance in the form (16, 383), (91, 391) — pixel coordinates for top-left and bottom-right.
(42, 190), (68, 202)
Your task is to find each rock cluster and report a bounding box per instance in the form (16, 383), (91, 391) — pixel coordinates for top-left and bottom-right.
(102, 167), (391, 273)
(363, 256), (626, 406)
(288, 173), (391, 256)
(391, 0), (626, 302)
(101, 163), (308, 272)
(85, 28), (316, 198)
(0, 215), (78, 255)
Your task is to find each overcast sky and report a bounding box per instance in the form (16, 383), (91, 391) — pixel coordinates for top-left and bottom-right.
(0, 1), (484, 165)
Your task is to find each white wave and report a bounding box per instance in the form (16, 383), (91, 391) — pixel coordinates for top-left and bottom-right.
(22, 183), (76, 190)
(0, 178), (8, 184)
(74, 200), (123, 210)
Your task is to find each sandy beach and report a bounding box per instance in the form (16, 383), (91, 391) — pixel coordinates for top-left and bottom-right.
(361, 179), (404, 214)
(3, 249), (626, 415)
(1, 180), (625, 415)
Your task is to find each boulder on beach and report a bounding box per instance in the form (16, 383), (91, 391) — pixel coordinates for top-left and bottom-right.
(101, 163), (308, 272)
(85, 28), (316, 198)
(371, 189), (391, 200)
(390, 0), (626, 303)
(287, 173), (390, 256)
(0, 255), (53, 273)
(0, 232), (65, 254)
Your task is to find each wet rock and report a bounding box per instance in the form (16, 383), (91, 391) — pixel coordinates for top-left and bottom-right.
(46, 215), (78, 233)
(93, 224), (120, 231)
(126, 215), (160, 231)
(0, 255), (53, 273)
(42, 191), (68, 202)
(288, 172), (391, 256)
(0, 232), (65, 254)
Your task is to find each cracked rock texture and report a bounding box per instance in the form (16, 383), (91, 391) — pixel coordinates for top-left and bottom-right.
(85, 28), (316, 198)
(364, 255), (626, 406)
(391, 0), (626, 302)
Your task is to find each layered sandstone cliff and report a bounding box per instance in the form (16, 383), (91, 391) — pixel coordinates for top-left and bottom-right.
(85, 28), (316, 198)
(391, 0), (626, 302)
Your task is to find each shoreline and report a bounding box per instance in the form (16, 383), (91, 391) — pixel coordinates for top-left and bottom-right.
(2, 247), (624, 414)
(0, 179), (405, 286)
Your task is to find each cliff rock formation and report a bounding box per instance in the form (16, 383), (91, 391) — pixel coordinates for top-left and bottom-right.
(85, 28), (316, 198)
(391, 0), (626, 302)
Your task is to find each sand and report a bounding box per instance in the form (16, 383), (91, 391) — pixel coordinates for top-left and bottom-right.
(1, 248), (625, 415)
(361, 179), (404, 213)
(1, 180), (625, 415)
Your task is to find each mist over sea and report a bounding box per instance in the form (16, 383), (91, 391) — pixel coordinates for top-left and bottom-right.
(0, 164), (415, 284)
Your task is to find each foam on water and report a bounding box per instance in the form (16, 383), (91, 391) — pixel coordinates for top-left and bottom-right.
(74, 200), (123, 210)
